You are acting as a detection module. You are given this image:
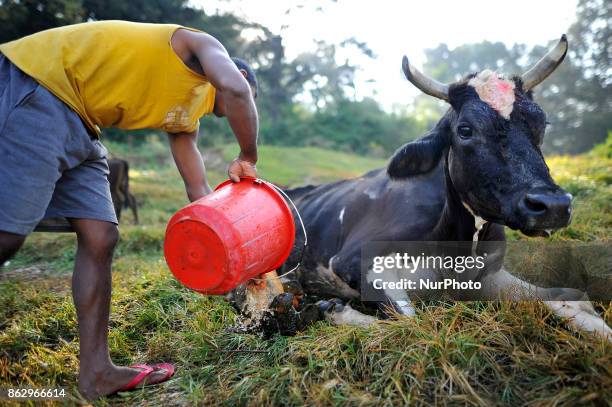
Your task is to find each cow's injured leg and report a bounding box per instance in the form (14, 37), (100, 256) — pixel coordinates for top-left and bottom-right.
(228, 271), (287, 334)
(317, 299), (377, 328)
(481, 267), (612, 340)
(228, 271), (321, 336)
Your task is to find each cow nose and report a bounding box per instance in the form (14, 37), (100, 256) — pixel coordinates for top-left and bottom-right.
(519, 190), (572, 229)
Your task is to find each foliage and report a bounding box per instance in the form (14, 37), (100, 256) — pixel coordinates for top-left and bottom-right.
(82, 0), (200, 26)
(0, 0), (84, 42)
(256, 98), (424, 155)
(0, 1), (609, 155)
(418, 0), (611, 155)
(0, 0), (427, 157)
(219, 143), (387, 185)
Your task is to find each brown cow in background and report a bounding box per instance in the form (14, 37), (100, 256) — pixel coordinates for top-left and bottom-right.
(34, 158), (138, 232)
(107, 158), (139, 224)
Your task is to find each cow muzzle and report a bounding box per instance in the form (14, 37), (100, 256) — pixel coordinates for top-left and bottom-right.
(516, 188), (573, 236)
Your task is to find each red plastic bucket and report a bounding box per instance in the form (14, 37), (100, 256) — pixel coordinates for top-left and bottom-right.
(163, 177), (296, 295)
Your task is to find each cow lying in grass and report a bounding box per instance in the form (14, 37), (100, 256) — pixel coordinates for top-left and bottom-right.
(233, 35), (611, 340)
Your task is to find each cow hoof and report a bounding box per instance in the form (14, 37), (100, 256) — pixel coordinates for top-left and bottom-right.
(282, 279), (305, 297)
(317, 298), (345, 315)
(297, 303), (322, 331)
(270, 292), (295, 314)
(260, 293), (299, 337)
(318, 301), (378, 328)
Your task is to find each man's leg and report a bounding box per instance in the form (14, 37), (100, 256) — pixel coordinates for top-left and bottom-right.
(0, 231), (25, 264)
(70, 219), (168, 400)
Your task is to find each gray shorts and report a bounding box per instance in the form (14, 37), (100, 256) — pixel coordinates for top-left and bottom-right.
(0, 54), (117, 235)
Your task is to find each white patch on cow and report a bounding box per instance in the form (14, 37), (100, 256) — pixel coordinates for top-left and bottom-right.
(473, 216), (487, 242)
(468, 69), (515, 119)
(394, 300), (416, 316)
(481, 266), (544, 300)
(462, 201), (487, 243)
(462, 201), (477, 217)
(338, 207), (345, 224)
(364, 187), (379, 200)
(365, 256), (421, 315)
(481, 267), (612, 341)
(324, 303), (377, 328)
(544, 300), (612, 341)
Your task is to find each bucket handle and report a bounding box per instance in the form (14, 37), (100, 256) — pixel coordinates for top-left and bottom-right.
(250, 178), (308, 281)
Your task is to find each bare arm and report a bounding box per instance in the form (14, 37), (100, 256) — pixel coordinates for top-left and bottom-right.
(168, 129), (212, 202)
(181, 30), (259, 181)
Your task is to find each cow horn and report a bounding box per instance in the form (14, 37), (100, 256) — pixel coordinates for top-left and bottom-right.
(521, 34), (568, 91)
(402, 55), (449, 101)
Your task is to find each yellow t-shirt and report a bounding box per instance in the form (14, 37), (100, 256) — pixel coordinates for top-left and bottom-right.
(0, 20), (216, 135)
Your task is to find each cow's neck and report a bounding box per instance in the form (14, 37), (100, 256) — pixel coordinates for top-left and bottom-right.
(431, 155), (488, 242)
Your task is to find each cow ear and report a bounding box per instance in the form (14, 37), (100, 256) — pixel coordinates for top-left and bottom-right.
(387, 124), (450, 179)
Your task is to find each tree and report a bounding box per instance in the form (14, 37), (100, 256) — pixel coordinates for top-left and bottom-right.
(533, 0), (611, 154)
(418, 0), (611, 154)
(423, 41), (524, 83)
(0, 0), (84, 43)
(0, 0), (417, 156)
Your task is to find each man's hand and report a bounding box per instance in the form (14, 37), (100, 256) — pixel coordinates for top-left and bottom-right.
(228, 155), (257, 182)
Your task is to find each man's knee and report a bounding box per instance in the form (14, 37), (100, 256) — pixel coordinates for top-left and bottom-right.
(74, 221), (119, 259)
(0, 231), (26, 263)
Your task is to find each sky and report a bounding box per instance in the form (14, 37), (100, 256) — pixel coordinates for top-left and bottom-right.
(192, 0), (579, 110)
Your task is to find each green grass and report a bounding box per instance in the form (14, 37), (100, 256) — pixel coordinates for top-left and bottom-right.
(1, 141), (610, 406)
(219, 144), (387, 186)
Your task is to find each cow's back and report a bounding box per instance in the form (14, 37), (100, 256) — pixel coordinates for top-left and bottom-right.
(285, 164), (446, 289)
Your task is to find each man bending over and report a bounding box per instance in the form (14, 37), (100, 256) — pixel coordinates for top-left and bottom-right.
(0, 20), (258, 400)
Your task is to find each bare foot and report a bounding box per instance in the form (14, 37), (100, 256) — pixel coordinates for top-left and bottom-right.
(78, 364), (171, 401)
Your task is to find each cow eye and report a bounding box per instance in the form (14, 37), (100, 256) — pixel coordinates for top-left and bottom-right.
(457, 125), (473, 139)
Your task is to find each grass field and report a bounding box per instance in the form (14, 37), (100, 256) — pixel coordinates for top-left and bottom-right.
(0, 138), (610, 406)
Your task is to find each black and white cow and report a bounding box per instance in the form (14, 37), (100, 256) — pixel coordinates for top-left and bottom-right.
(274, 35), (611, 339)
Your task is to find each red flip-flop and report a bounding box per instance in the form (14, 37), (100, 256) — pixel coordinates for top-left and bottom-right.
(119, 363), (175, 391)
